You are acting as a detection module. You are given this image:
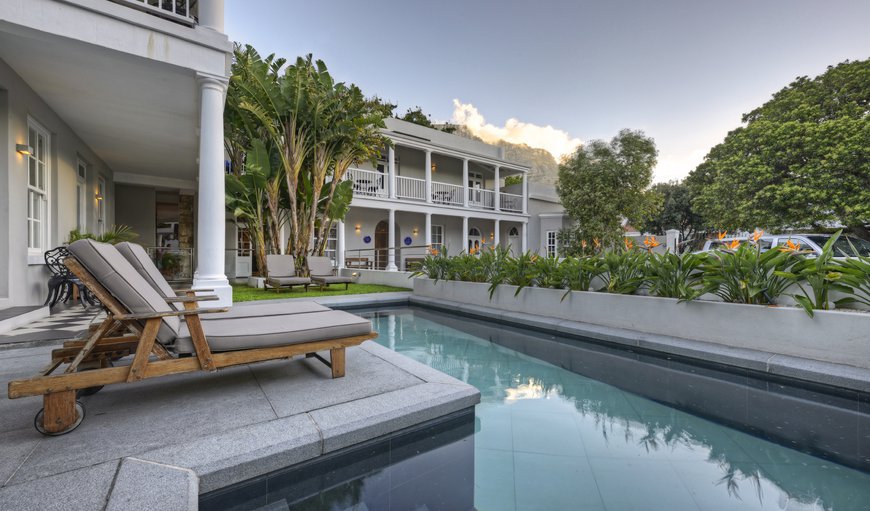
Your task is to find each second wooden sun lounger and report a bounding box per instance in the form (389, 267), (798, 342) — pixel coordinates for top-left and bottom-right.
(7, 239), (376, 436)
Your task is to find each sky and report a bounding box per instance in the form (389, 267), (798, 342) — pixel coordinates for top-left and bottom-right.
(225, 1), (870, 183)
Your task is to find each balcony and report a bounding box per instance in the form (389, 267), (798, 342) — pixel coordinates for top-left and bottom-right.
(345, 167), (526, 215)
(110, 0), (198, 26)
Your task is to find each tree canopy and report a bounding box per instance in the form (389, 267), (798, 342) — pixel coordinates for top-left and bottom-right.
(557, 129), (660, 249)
(687, 59), (870, 236)
(398, 106), (456, 133)
(225, 44), (390, 269)
(639, 180), (704, 249)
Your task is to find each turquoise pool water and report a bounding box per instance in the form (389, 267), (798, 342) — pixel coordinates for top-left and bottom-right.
(363, 307), (870, 511)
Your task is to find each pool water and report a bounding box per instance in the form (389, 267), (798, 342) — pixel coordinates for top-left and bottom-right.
(362, 307), (870, 511)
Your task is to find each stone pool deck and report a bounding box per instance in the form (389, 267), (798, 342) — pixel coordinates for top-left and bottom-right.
(0, 294), (479, 510)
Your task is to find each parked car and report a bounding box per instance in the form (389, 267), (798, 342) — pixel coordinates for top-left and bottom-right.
(699, 233), (870, 257)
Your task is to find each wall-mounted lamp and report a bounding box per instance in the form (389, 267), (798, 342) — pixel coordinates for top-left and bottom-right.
(431, 163), (437, 173)
(490, 232), (494, 240)
(95, 193), (104, 201)
(16, 144), (33, 156)
(412, 228), (419, 236)
(355, 224), (361, 234)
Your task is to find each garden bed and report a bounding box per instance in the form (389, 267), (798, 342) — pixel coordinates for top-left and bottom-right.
(413, 278), (870, 370)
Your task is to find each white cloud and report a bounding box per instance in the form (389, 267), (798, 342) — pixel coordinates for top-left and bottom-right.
(653, 147), (707, 183)
(450, 100), (582, 161)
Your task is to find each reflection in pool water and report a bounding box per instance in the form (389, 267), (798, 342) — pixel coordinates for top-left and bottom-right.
(364, 307), (870, 511)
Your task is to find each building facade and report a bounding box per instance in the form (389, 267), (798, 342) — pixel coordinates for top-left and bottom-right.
(0, 0), (233, 308)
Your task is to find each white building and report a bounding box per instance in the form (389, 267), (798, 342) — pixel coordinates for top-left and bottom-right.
(0, 0), (234, 309)
(336, 118), (530, 272)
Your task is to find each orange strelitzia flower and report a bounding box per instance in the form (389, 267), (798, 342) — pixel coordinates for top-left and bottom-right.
(778, 239), (801, 253)
(751, 229), (764, 243)
(643, 236), (660, 250)
(717, 231), (728, 241)
(624, 238), (635, 250)
(593, 238), (601, 249)
(726, 239), (741, 250)
(581, 240), (588, 249)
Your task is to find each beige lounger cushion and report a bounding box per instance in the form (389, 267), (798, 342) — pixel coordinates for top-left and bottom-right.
(266, 254), (296, 277)
(267, 276), (311, 286)
(204, 301), (329, 320)
(173, 310), (372, 353)
(115, 242), (181, 309)
(312, 275), (353, 285)
(68, 239), (180, 344)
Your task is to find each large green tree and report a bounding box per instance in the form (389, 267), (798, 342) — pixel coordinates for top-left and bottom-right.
(557, 129), (660, 248)
(687, 59), (870, 236)
(640, 180), (704, 249)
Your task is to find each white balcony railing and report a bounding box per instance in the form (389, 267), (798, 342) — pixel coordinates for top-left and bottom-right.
(500, 192), (524, 213)
(111, 0), (197, 26)
(347, 168), (388, 198)
(431, 182), (464, 206)
(469, 188), (496, 210)
(396, 175), (426, 201)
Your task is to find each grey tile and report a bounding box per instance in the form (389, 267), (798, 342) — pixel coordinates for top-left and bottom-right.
(514, 452), (604, 511)
(0, 460), (119, 511)
(106, 458), (197, 511)
(591, 457), (701, 511)
(0, 429), (41, 487)
(250, 347), (424, 418)
(474, 447), (516, 511)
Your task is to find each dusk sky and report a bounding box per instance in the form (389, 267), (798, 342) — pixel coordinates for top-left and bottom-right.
(225, 1), (870, 183)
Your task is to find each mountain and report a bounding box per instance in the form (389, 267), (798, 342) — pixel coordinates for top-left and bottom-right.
(450, 126), (560, 185)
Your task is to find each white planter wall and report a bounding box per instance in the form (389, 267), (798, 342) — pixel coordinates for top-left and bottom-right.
(413, 279), (870, 369)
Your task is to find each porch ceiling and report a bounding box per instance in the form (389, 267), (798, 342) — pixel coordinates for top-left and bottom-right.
(0, 25), (199, 180)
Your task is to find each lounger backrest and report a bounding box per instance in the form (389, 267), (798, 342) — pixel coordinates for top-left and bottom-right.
(68, 239), (180, 344)
(266, 254), (295, 277)
(116, 242), (182, 310)
(307, 257), (335, 277)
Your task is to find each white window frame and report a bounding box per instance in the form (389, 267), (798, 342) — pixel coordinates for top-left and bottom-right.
(96, 176), (106, 235)
(546, 230), (558, 258)
(431, 224), (444, 251)
(76, 159), (87, 232)
(324, 225), (338, 263)
(27, 118), (51, 256)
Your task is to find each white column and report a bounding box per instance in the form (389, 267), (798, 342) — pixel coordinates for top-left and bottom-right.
(522, 173), (529, 214)
(198, 0), (225, 32)
(462, 216), (469, 253)
(388, 146), (397, 199)
(337, 220), (346, 269)
(494, 166), (501, 211)
(666, 229), (680, 254)
(424, 150), (433, 204)
(387, 209), (398, 271)
(425, 213), (432, 246)
(193, 73), (232, 306)
(494, 219), (500, 248)
(462, 158), (469, 207)
(521, 221), (529, 253)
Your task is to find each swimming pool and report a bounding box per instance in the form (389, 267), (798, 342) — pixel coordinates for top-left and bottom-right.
(362, 306), (870, 511)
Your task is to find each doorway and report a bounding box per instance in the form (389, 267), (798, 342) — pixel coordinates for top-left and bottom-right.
(508, 227), (520, 256)
(468, 227), (482, 253)
(375, 220), (388, 270)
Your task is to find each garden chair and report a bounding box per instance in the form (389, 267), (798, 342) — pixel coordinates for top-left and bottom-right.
(7, 239), (375, 436)
(116, 242), (328, 318)
(265, 254), (311, 292)
(308, 257), (355, 291)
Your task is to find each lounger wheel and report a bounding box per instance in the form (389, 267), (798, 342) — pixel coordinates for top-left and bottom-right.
(77, 359), (112, 397)
(34, 401), (85, 436)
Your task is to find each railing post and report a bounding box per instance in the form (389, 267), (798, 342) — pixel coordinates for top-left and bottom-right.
(522, 173), (529, 215)
(462, 158), (469, 207)
(425, 150), (433, 204)
(388, 146), (397, 199)
(387, 209), (398, 271)
(494, 166), (501, 212)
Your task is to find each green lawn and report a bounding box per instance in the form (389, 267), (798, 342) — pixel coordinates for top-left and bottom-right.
(232, 283), (409, 302)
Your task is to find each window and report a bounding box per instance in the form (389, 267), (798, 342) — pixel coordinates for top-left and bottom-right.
(546, 231), (558, 258)
(76, 160), (87, 231)
(237, 227), (252, 257)
(468, 227), (482, 253)
(324, 225), (338, 263)
(27, 119), (50, 252)
(431, 225), (444, 251)
(96, 176), (106, 234)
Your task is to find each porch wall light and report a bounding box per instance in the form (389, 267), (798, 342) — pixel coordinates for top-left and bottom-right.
(16, 144), (33, 156)
(355, 225), (361, 234)
(95, 193), (104, 201)
(412, 228), (419, 236)
(431, 163), (437, 173)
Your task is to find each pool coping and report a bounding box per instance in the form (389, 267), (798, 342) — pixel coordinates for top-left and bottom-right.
(407, 295), (870, 394)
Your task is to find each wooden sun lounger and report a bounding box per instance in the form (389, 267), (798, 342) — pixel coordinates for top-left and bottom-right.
(7, 255), (376, 436)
